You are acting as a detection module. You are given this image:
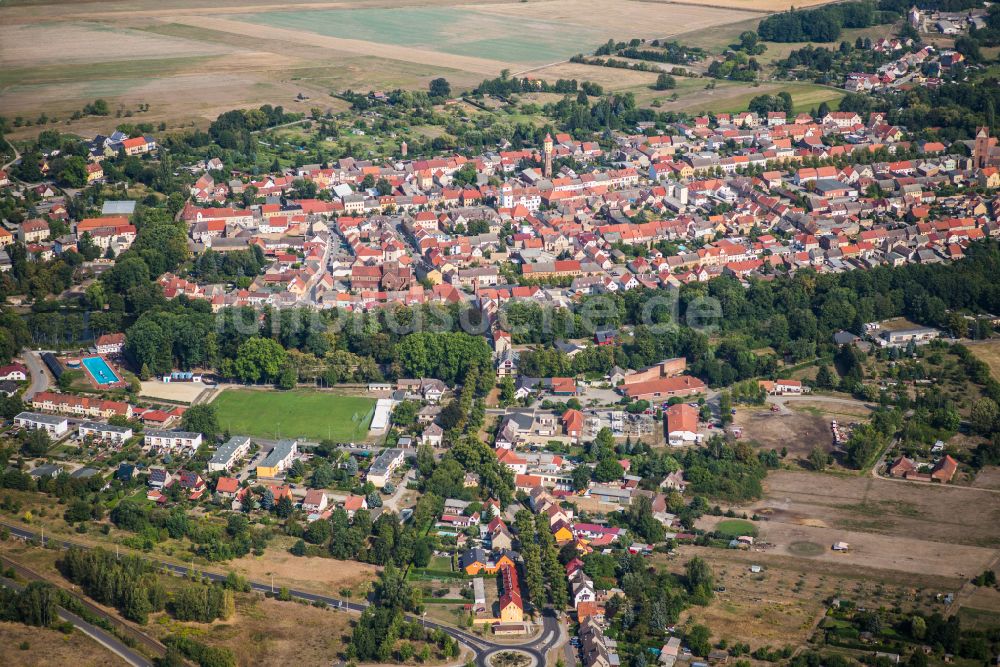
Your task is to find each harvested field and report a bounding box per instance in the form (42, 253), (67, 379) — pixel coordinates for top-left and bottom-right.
(0, 0), (780, 130)
(757, 470), (1000, 548)
(789, 398), (873, 419)
(750, 518), (995, 579)
(0, 621), (126, 667)
(227, 548), (379, 597)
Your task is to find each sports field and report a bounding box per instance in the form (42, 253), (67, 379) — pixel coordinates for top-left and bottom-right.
(211, 388), (376, 442)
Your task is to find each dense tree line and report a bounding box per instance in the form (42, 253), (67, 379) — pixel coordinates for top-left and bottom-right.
(59, 548), (234, 624)
(208, 105), (301, 153)
(58, 548), (168, 623)
(758, 1), (878, 42)
(110, 501), (270, 560)
(472, 74), (604, 98)
(681, 436), (775, 501)
(0, 581), (59, 628)
(188, 247), (267, 284)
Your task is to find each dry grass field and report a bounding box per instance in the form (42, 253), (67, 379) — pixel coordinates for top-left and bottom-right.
(0, 0), (833, 133)
(227, 547), (379, 597)
(657, 544), (957, 651)
(148, 594), (355, 667)
(0, 621), (126, 667)
(969, 340), (1000, 382)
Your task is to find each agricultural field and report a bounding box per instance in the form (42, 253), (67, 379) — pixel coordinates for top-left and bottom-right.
(0, 0), (824, 134)
(210, 388), (376, 442)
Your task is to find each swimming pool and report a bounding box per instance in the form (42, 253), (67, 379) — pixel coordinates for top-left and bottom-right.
(82, 356), (121, 386)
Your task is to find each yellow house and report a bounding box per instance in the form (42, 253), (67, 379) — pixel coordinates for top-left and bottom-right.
(423, 268), (443, 286)
(552, 523), (574, 544)
(86, 163), (104, 183)
(499, 593), (523, 623)
(979, 167), (1000, 189)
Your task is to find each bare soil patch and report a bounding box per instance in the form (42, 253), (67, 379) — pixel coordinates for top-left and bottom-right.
(970, 466), (1000, 491)
(140, 379), (208, 403)
(735, 407), (834, 460)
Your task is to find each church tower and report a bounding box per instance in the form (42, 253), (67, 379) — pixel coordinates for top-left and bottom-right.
(543, 133), (553, 178)
(974, 126), (991, 169)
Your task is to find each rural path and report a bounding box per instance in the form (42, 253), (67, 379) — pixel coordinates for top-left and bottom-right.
(1, 144), (20, 174)
(0, 575), (153, 667)
(945, 550), (1000, 616)
(767, 394), (875, 415)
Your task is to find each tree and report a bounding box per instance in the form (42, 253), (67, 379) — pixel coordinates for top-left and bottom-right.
(593, 456), (624, 482)
(56, 156), (88, 188)
(275, 495), (293, 518)
(366, 491), (383, 508)
(234, 336), (287, 384)
(572, 464), (591, 491)
(654, 73), (677, 90)
(20, 429), (51, 457)
(970, 398), (998, 436)
(686, 624), (712, 657)
(685, 557), (714, 604)
(392, 400), (419, 427)
(305, 519), (332, 544)
(808, 446), (828, 471)
(499, 376), (516, 405)
(16, 581), (58, 627)
(182, 404), (220, 441)
(815, 364), (834, 389)
(429, 78), (451, 98)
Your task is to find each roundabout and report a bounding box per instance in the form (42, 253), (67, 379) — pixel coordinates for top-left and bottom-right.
(485, 648), (537, 667)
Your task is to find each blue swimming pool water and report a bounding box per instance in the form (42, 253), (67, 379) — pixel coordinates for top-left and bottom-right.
(82, 356), (120, 386)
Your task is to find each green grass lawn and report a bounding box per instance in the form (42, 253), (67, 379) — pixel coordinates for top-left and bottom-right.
(715, 519), (759, 537)
(211, 389), (376, 442)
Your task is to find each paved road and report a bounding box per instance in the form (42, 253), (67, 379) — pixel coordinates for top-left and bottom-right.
(1, 521), (563, 666)
(0, 576), (152, 667)
(22, 349), (50, 401)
